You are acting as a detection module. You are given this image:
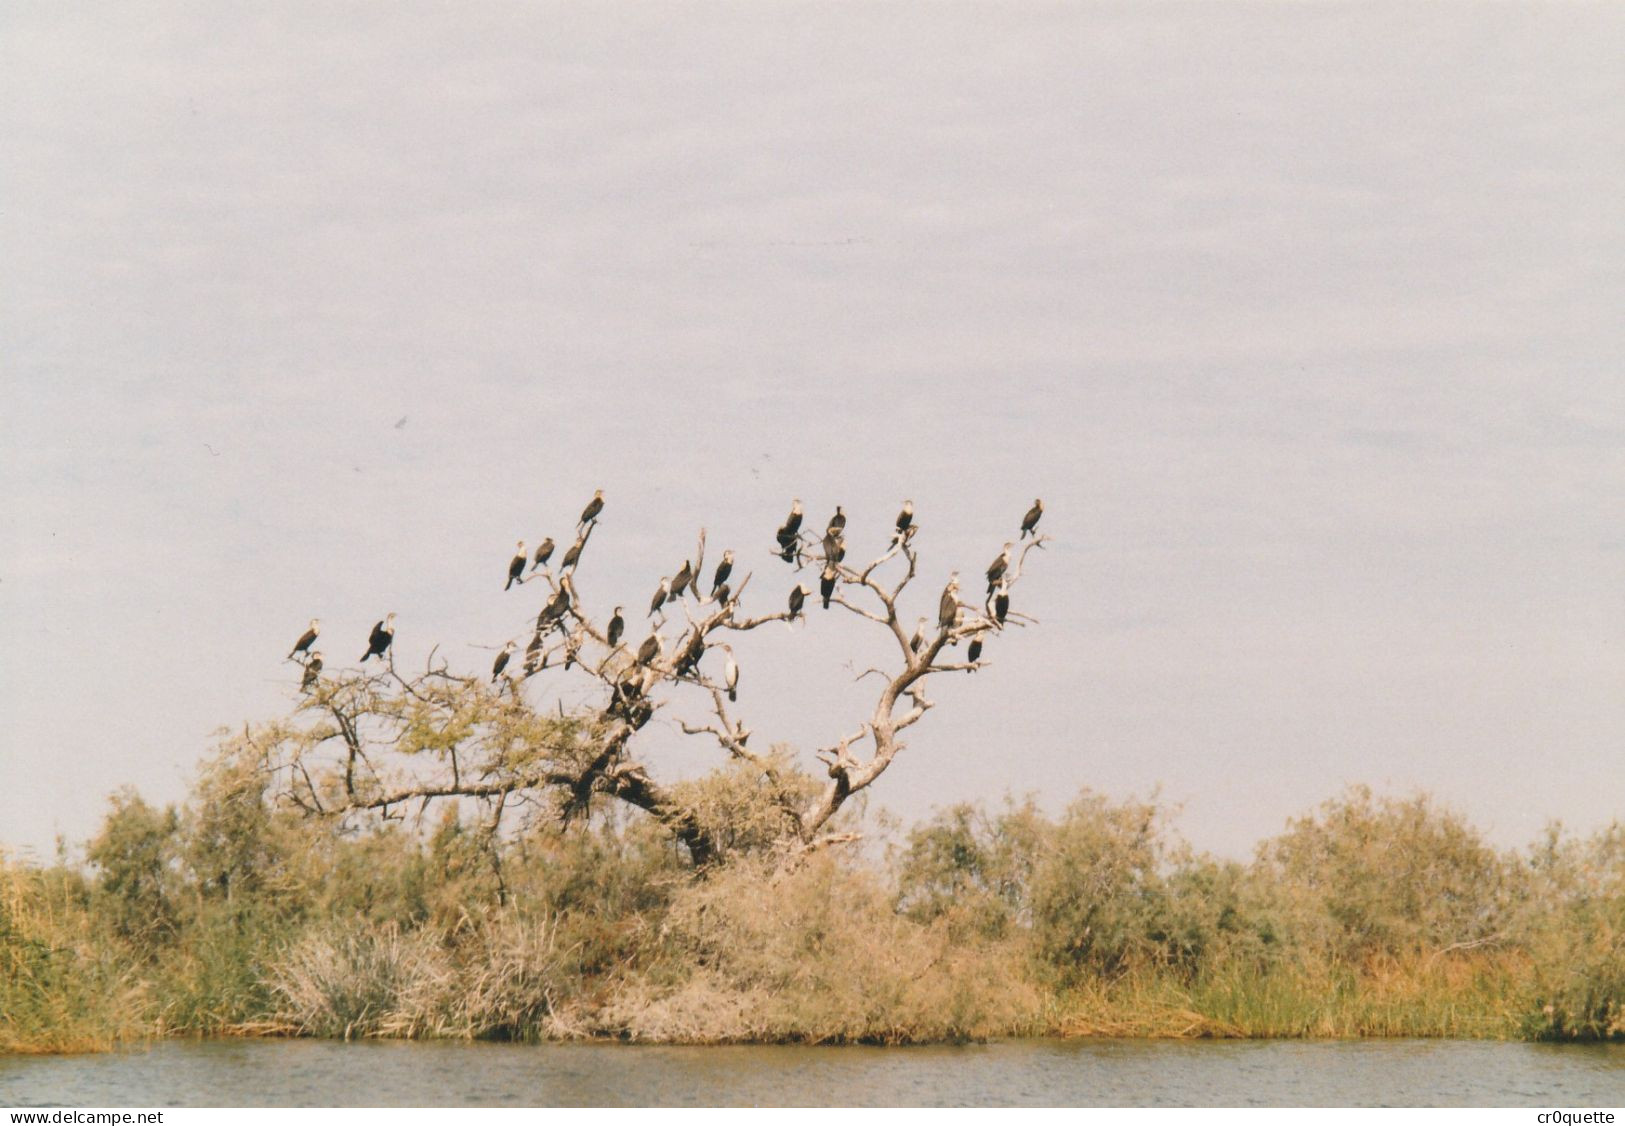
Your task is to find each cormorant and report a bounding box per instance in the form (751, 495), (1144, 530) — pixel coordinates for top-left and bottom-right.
(669, 560), (694, 602)
(939, 574), (960, 630)
(820, 564), (837, 609)
(787, 583), (809, 621)
(288, 618), (320, 660)
(649, 577), (670, 617)
(606, 607), (625, 649)
(966, 637), (982, 666)
(360, 614), (396, 662)
(538, 587), (570, 630)
(720, 643), (739, 702)
(492, 641), (515, 681)
(300, 651), (323, 692)
(1020, 498), (1044, 539)
(779, 498), (804, 538)
(636, 632), (662, 666)
(894, 500), (914, 539)
(560, 536), (585, 571)
(628, 699), (654, 731)
(992, 582), (1010, 625)
(711, 550), (734, 594)
(531, 537), (555, 571)
(711, 581), (731, 607)
(822, 530), (845, 565)
(909, 616), (929, 655)
(826, 506), (846, 536)
(986, 543), (1013, 592)
(674, 631), (705, 678)
(776, 530), (798, 563)
(579, 489), (605, 527)
(506, 541), (527, 590)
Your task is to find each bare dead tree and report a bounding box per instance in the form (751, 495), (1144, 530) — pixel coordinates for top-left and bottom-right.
(268, 500), (1049, 866)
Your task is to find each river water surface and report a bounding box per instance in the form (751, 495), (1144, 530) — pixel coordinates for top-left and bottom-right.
(3, 1038), (1623, 1107)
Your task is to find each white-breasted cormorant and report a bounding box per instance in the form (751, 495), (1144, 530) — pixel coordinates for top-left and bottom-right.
(531, 537), (555, 571)
(649, 577), (670, 617)
(909, 616), (929, 655)
(779, 499), (804, 539)
(939, 574), (960, 630)
(720, 643), (739, 702)
(289, 618), (320, 660)
(894, 500), (914, 540)
(711, 550), (734, 594)
(560, 536), (585, 571)
(669, 560), (694, 602)
(300, 651), (323, 692)
(506, 541), (527, 589)
(820, 564), (837, 609)
(787, 584), (809, 621)
(636, 632), (662, 666)
(986, 543), (1012, 592)
(826, 506), (846, 536)
(492, 641), (515, 681)
(1020, 499), (1044, 539)
(579, 489), (605, 527)
(360, 613), (396, 662)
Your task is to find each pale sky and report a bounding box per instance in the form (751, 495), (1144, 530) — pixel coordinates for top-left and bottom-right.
(3, 3), (1621, 862)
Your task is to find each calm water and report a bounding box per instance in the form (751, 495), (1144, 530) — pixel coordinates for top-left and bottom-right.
(2, 1039), (1623, 1107)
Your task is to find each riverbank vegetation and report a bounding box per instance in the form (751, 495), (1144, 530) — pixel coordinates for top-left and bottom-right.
(3, 738), (1621, 1053)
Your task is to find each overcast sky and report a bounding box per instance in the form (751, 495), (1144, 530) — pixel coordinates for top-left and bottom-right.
(3, 3), (1621, 862)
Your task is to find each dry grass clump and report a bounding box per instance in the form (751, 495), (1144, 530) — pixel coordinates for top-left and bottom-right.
(605, 853), (1047, 1044)
(265, 912), (583, 1041)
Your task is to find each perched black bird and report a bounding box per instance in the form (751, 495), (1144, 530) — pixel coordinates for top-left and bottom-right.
(909, 617), (929, 655)
(966, 637), (983, 666)
(606, 606), (625, 649)
(826, 506), (847, 536)
(894, 500), (914, 540)
(819, 564), (837, 609)
(992, 583), (1010, 626)
(1020, 498), (1044, 539)
(787, 584), (809, 622)
(289, 618), (320, 660)
(986, 543), (1013, 593)
(627, 699), (654, 731)
(711, 581), (731, 607)
(674, 631), (705, 678)
(579, 489), (605, 527)
(778, 498), (804, 539)
(711, 550), (734, 594)
(538, 587), (570, 630)
(776, 530), (798, 563)
(560, 536), (585, 571)
(531, 537), (555, 571)
(939, 574), (960, 630)
(506, 541), (527, 590)
(492, 641), (515, 682)
(360, 614), (396, 663)
(822, 530), (846, 565)
(636, 632), (662, 666)
(668, 560), (694, 602)
(649, 577), (670, 617)
(300, 652), (323, 692)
